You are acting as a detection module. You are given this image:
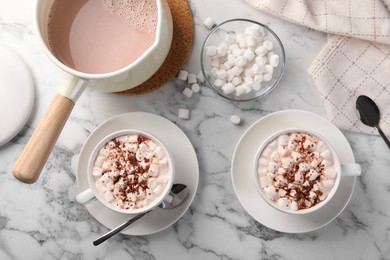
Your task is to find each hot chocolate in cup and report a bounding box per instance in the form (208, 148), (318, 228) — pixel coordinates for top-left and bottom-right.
(76, 130), (175, 215)
(253, 128), (361, 215)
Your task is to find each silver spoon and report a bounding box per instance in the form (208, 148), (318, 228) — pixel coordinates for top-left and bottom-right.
(356, 95), (390, 149)
(93, 184), (189, 246)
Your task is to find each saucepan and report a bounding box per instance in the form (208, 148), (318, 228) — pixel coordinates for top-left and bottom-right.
(12, 0), (173, 183)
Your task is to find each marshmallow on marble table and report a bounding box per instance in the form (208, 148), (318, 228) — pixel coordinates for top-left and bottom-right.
(182, 87), (193, 98)
(230, 115), (242, 125)
(203, 17), (216, 29)
(191, 83), (200, 93)
(178, 108), (190, 119)
(197, 72), (205, 83)
(187, 73), (197, 84)
(177, 70), (189, 81)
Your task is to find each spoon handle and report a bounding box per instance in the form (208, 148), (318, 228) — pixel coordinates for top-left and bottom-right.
(93, 211), (150, 246)
(377, 127), (390, 149)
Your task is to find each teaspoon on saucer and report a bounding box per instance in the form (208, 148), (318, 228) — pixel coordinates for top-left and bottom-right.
(356, 95), (390, 149)
(93, 183), (189, 246)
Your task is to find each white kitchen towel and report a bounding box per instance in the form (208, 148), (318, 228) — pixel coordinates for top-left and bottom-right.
(308, 35), (390, 134)
(243, 0), (390, 45)
(244, 0), (390, 135)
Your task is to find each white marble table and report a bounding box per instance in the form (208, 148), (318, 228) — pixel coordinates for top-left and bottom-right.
(1, 0), (389, 259)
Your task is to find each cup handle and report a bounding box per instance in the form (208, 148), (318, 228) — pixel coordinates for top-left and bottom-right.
(340, 164), (362, 176)
(76, 188), (96, 204)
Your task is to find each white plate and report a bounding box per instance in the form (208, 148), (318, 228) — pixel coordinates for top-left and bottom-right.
(76, 112), (199, 236)
(0, 44), (34, 146)
(231, 110), (356, 233)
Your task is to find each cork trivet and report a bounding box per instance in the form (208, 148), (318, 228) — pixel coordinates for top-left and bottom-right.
(116, 0), (194, 96)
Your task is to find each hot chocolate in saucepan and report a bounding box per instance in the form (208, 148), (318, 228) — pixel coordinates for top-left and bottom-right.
(47, 0), (157, 74)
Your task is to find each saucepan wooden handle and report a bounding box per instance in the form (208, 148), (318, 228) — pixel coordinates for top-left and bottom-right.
(12, 94), (75, 184)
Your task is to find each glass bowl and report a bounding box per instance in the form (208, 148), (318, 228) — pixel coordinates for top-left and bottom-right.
(200, 18), (285, 102)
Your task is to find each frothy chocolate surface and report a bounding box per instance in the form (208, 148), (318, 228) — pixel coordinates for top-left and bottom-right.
(93, 134), (170, 210)
(256, 131), (338, 211)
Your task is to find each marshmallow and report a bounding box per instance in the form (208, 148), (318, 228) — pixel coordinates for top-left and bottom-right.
(234, 84), (246, 96)
(251, 63), (264, 74)
(224, 34), (236, 44)
(322, 179), (335, 189)
(205, 46), (218, 57)
(187, 73), (197, 84)
(214, 79), (225, 88)
(217, 45), (227, 57)
(255, 45), (268, 56)
(148, 164), (160, 177)
(203, 17), (216, 29)
(230, 115), (241, 125)
(263, 40), (273, 50)
(92, 167), (102, 177)
(178, 108), (190, 119)
(264, 186), (277, 199)
(324, 167), (337, 179)
(243, 84), (252, 93)
(197, 72), (205, 83)
(263, 73), (273, 82)
(307, 169), (319, 181)
(269, 54), (280, 67)
(249, 23), (264, 37)
(222, 83), (235, 94)
(264, 64), (274, 74)
(182, 87), (193, 98)
(277, 198), (290, 208)
(321, 149), (332, 160)
(290, 201), (298, 211)
(243, 49), (255, 61)
(191, 83), (200, 93)
(244, 76), (254, 85)
(259, 176), (272, 188)
(211, 58), (220, 68)
(299, 163), (310, 172)
(231, 76), (242, 86)
(103, 192), (115, 203)
(153, 184), (163, 195)
(216, 69), (228, 80)
(235, 56), (248, 67)
(177, 70), (189, 81)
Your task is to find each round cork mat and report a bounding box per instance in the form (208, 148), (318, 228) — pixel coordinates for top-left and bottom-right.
(116, 0), (194, 96)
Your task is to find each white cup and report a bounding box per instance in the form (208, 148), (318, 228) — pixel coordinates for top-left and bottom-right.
(76, 129), (175, 215)
(13, 0), (173, 184)
(253, 128), (361, 215)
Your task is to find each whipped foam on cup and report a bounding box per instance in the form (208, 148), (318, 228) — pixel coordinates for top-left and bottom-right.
(256, 131), (338, 211)
(92, 133), (170, 211)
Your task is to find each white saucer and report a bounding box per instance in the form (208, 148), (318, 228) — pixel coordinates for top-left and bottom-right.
(76, 112), (199, 236)
(231, 110), (356, 233)
(0, 44), (34, 146)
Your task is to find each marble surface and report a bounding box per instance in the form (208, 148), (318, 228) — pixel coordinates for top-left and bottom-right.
(1, 0), (389, 259)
